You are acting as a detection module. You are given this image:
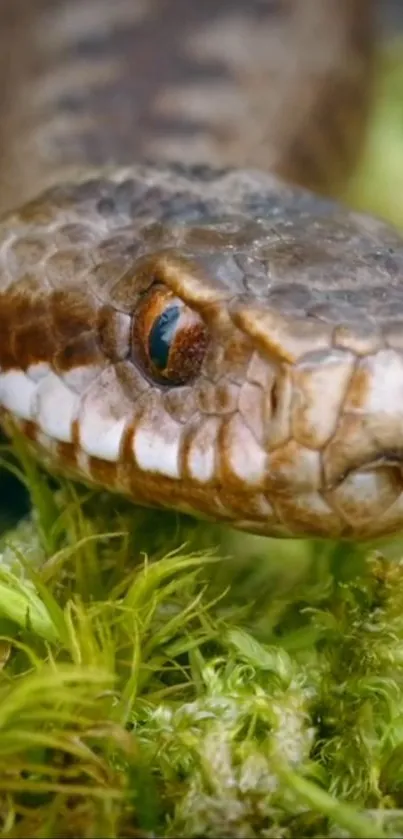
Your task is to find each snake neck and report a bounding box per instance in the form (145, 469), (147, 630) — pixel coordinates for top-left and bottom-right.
(0, 0), (375, 213)
(265, 0), (376, 195)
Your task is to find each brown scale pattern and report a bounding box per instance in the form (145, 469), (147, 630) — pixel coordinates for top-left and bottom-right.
(0, 0), (375, 211)
(0, 168), (403, 539)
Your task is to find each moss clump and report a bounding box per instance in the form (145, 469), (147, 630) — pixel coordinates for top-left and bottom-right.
(0, 451), (402, 837)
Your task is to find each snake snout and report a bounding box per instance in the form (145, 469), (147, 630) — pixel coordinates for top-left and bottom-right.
(229, 338), (403, 539)
(322, 348), (403, 485)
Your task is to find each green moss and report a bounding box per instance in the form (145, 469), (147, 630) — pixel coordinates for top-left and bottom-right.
(0, 36), (403, 839)
(0, 450), (401, 838)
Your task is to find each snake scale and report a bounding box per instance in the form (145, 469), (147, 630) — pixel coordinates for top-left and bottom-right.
(1, 0), (403, 541)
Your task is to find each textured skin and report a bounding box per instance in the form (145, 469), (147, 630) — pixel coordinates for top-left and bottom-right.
(2, 0), (403, 540)
(0, 0), (375, 211)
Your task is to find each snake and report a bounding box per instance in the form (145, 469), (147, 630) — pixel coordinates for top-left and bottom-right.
(1, 0), (403, 542)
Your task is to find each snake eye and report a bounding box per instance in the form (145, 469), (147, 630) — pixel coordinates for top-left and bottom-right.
(132, 285), (208, 386)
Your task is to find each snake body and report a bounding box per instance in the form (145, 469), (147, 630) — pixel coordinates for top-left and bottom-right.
(1, 0), (403, 541)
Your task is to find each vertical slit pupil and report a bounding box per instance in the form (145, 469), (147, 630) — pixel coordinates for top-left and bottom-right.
(148, 304), (180, 370)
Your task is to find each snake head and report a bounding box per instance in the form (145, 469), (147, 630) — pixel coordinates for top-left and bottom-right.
(1, 164), (403, 541)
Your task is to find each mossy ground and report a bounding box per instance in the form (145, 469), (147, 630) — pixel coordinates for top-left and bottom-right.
(1, 38), (403, 839)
